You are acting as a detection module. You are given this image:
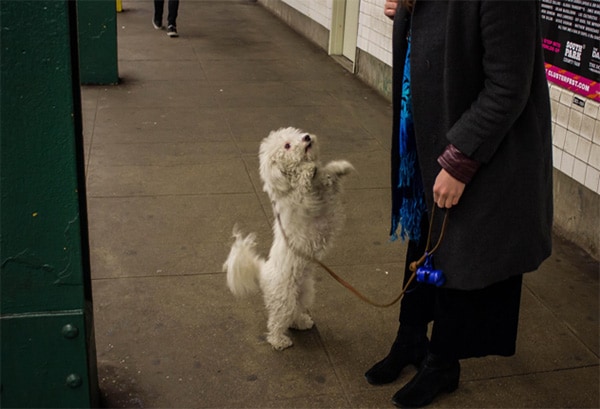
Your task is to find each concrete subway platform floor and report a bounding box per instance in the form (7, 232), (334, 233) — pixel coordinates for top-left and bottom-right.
(82, 1), (599, 407)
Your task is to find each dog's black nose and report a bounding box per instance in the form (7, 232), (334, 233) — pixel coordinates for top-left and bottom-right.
(303, 134), (311, 142)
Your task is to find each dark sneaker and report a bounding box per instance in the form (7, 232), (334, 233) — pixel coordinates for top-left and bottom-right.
(167, 25), (179, 37)
(152, 19), (162, 30)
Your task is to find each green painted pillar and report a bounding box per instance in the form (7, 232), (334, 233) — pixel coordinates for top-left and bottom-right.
(77, 0), (119, 84)
(0, 1), (99, 407)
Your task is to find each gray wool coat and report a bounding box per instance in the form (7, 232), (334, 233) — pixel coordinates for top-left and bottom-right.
(391, 0), (553, 290)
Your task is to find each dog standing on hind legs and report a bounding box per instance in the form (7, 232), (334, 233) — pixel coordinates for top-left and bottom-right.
(223, 127), (354, 350)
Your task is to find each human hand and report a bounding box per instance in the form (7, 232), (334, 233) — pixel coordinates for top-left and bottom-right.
(433, 169), (465, 209)
(384, 0), (399, 19)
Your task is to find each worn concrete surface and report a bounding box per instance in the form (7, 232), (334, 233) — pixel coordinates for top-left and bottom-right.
(82, 1), (599, 408)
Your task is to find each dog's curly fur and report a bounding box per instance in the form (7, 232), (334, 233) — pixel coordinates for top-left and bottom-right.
(223, 127), (354, 350)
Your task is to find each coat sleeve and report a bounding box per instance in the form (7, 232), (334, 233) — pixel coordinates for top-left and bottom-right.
(446, 0), (540, 163)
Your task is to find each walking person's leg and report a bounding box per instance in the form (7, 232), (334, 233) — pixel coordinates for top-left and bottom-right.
(153, 0), (164, 29)
(166, 0), (180, 37)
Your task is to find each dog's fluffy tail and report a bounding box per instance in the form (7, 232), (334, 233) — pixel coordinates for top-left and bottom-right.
(223, 227), (264, 297)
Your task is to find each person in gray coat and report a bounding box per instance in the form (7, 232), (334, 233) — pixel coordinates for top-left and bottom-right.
(365, 0), (553, 407)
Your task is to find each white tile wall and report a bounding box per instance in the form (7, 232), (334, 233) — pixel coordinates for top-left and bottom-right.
(283, 0), (333, 30)
(357, 0), (393, 66)
(550, 84), (600, 194)
(282, 0), (394, 64)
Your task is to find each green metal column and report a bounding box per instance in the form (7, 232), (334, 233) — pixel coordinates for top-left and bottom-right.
(0, 1), (99, 407)
(77, 0), (119, 84)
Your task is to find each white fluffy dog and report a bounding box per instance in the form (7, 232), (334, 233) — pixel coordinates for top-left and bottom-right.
(223, 127), (354, 350)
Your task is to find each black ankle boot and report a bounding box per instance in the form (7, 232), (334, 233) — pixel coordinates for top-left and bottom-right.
(365, 326), (428, 385)
(391, 352), (460, 408)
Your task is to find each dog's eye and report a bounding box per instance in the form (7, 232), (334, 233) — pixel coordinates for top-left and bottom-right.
(284, 143), (291, 150)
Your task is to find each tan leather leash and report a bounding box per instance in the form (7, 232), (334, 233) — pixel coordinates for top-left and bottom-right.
(409, 206), (449, 273)
(273, 201), (448, 308)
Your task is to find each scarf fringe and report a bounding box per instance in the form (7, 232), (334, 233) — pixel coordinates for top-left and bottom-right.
(390, 193), (427, 242)
(390, 34), (426, 243)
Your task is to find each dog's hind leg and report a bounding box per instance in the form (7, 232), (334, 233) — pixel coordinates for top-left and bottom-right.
(262, 278), (296, 350)
(266, 324), (294, 351)
(265, 300), (295, 350)
(291, 274), (315, 330)
(290, 313), (314, 330)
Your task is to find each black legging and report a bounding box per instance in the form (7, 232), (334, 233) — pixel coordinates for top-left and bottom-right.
(154, 0), (179, 27)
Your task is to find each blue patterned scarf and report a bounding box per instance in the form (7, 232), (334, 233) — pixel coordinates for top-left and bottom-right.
(390, 35), (427, 242)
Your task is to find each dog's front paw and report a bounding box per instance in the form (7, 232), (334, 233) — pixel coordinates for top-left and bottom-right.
(325, 160), (354, 177)
(291, 313), (314, 330)
(267, 333), (294, 350)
